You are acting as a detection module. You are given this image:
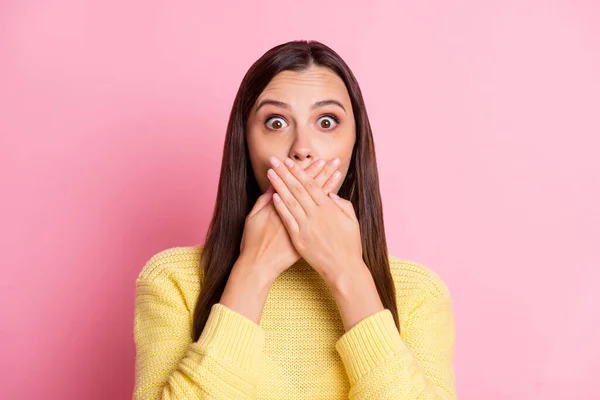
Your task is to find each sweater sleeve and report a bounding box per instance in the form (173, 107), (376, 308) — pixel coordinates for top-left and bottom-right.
(133, 276), (265, 399)
(334, 278), (456, 400)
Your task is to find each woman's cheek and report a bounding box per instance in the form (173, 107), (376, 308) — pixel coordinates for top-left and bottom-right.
(260, 165), (271, 191)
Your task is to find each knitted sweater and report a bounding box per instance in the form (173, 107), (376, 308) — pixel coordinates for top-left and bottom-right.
(133, 245), (456, 399)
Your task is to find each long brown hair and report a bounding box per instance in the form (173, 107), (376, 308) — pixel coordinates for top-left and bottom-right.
(193, 40), (398, 341)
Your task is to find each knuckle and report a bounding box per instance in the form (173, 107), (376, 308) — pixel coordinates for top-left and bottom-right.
(310, 162), (322, 174)
(295, 240), (306, 253)
(312, 172), (325, 186)
(306, 180), (318, 192)
(287, 197), (299, 209)
(289, 181), (303, 195)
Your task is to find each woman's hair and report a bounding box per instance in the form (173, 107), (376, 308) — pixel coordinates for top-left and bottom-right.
(193, 40), (398, 341)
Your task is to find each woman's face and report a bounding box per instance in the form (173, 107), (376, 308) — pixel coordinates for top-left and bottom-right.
(246, 65), (356, 194)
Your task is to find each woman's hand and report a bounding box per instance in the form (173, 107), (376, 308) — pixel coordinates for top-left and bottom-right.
(238, 158), (341, 282)
(266, 156), (365, 287)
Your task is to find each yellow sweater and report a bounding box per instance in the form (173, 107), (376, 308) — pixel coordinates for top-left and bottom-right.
(133, 245), (456, 399)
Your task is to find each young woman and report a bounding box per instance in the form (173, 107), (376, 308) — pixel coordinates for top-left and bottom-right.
(133, 40), (456, 399)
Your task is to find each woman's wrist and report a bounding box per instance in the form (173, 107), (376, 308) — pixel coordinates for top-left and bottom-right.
(329, 260), (386, 331)
(219, 258), (276, 324)
(233, 255), (281, 286)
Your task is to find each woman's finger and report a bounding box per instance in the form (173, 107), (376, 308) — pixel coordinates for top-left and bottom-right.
(260, 158), (329, 215)
(248, 187), (274, 218)
(329, 192), (357, 220)
(284, 157), (339, 208)
(303, 158), (327, 179)
(322, 169), (342, 195)
(267, 157), (312, 219)
(315, 158), (341, 194)
(265, 159), (324, 198)
(272, 192), (300, 234)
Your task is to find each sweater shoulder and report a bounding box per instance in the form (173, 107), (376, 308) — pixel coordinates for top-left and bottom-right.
(136, 244), (205, 285)
(387, 254), (451, 297)
(387, 254), (453, 323)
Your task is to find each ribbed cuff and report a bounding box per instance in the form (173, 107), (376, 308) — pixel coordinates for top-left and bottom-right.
(194, 303), (265, 374)
(335, 308), (405, 385)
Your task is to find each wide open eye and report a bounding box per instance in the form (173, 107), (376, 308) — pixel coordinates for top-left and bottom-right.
(317, 114), (339, 130)
(265, 115), (289, 130)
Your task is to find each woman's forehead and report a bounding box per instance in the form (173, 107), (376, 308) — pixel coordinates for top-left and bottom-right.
(257, 67), (350, 106)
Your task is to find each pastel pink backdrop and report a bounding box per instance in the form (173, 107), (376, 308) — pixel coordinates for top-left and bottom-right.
(1, 0), (598, 399)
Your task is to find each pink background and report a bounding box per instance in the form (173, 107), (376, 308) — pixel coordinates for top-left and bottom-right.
(1, 1), (599, 399)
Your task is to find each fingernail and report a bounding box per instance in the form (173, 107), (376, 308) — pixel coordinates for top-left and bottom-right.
(316, 159), (326, 168)
(332, 158), (341, 167)
(284, 157), (295, 168)
(268, 169), (278, 179)
(333, 171), (341, 180)
(269, 156), (280, 167)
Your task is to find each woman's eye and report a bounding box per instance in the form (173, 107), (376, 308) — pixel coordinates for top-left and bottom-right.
(317, 115), (338, 130)
(265, 116), (288, 130)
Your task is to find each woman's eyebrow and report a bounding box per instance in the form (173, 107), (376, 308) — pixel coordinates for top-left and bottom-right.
(254, 99), (346, 114)
(312, 100), (346, 114)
